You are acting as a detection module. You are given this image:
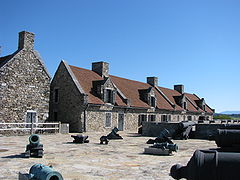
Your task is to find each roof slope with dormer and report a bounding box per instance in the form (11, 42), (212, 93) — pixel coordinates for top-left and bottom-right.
(69, 64), (214, 114)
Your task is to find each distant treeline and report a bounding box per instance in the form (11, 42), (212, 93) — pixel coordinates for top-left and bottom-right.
(214, 114), (240, 120)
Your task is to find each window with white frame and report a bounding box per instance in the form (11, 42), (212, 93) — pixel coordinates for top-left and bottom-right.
(150, 96), (156, 107)
(161, 114), (172, 122)
(105, 112), (112, 127)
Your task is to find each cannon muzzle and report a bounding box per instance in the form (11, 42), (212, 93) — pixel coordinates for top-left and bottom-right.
(170, 149), (240, 180)
(29, 134), (40, 146)
(25, 134), (43, 158)
(29, 164), (63, 180)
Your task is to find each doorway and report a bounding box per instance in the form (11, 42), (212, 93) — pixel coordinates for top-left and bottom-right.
(26, 111), (37, 128)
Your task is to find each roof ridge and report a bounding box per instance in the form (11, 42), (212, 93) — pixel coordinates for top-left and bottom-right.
(110, 75), (151, 86)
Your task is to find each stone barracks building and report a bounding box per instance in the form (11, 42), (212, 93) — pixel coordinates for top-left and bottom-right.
(0, 31), (50, 124)
(49, 61), (214, 132)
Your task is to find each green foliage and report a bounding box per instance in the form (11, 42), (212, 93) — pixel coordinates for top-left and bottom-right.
(213, 114), (232, 120)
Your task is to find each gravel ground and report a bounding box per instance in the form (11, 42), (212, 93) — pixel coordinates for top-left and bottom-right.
(0, 131), (216, 180)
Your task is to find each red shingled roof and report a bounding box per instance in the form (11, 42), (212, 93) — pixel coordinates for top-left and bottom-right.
(110, 75), (174, 110)
(69, 64), (213, 113)
(70, 65), (127, 106)
(159, 87), (184, 111)
(185, 93), (213, 113)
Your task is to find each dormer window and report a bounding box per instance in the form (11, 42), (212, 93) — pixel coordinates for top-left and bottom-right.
(139, 87), (156, 107)
(195, 98), (206, 111)
(104, 89), (116, 104)
(92, 77), (116, 105)
(106, 89), (113, 103)
(203, 104), (206, 111)
(174, 94), (187, 109)
(150, 96), (156, 107)
(183, 101), (187, 109)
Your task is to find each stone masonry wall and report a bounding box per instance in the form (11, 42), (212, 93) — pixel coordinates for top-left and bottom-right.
(0, 49), (50, 124)
(85, 107), (204, 132)
(49, 62), (85, 132)
(85, 106), (140, 132)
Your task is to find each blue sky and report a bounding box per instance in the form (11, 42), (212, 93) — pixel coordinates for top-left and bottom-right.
(1, 0), (240, 113)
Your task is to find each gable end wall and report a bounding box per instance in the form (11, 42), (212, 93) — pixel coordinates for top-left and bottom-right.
(49, 62), (86, 132)
(0, 49), (50, 123)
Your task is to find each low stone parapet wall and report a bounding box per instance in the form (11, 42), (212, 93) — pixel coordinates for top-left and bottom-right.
(194, 123), (225, 139)
(142, 121), (240, 139)
(142, 122), (179, 137)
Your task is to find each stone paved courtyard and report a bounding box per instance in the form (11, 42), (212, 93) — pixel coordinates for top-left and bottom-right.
(0, 131), (216, 180)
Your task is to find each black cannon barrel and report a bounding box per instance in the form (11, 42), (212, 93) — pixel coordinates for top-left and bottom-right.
(146, 129), (173, 144)
(106, 127), (123, 139)
(170, 149), (240, 180)
(221, 124), (240, 129)
(152, 142), (178, 152)
(215, 129), (240, 148)
(112, 127), (119, 133)
(179, 121), (196, 129)
(71, 135), (89, 143)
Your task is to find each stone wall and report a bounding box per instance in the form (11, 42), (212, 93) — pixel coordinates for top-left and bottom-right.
(142, 122), (180, 136)
(194, 123), (225, 139)
(85, 105), (139, 132)
(142, 121), (234, 139)
(49, 61), (86, 132)
(0, 49), (50, 124)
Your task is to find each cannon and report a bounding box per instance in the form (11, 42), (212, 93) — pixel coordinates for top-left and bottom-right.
(106, 127), (123, 139)
(152, 142), (178, 152)
(144, 142), (178, 155)
(71, 135), (89, 143)
(19, 164), (63, 180)
(99, 127), (122, 144)
(170, 149), (240, 180)
(215, 129), (240, 150)
(146, 128), (173, 144)
(25, 134), (43, 158)
(172, 121), (196, 140)
(221, 124), (240, 129)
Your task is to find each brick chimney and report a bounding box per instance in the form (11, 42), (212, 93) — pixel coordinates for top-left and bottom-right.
(92, 61), (109, 78)
(147, 77), (158, 87)
(174, 84), (184, 94)
(18, 31), (35, 50)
